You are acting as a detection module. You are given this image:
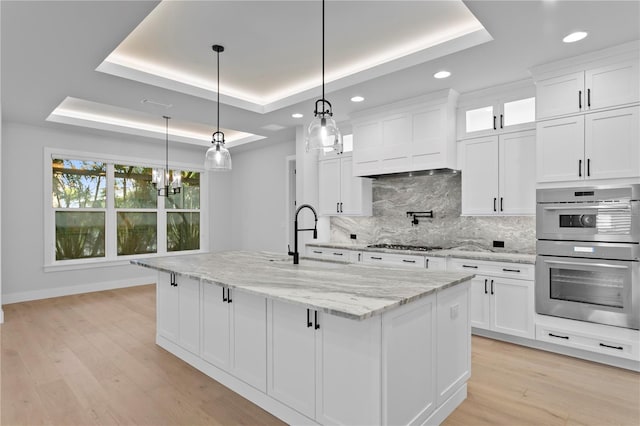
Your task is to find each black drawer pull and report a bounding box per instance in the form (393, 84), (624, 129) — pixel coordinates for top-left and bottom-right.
(502, 268), (521, 273)
(227, 289), (232, 304)
(314, 311), (320, 330)
(425, 259), (429, 268)
(599, 343), (623, 351)
(549, 333), (569, 340)
(333, 252), (343, 256)
(370, 256), (382, 260)
(307, 309), (312, 328)
(313, 250), (323, 254)
(402, 259), (416, 263)
(462, 265), (478, 269)
(222, 287), (227, 302)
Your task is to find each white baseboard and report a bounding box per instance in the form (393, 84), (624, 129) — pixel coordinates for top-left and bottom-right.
(2, 275), (156, 305)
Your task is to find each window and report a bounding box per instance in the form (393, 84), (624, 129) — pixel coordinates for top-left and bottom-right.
(503, 97), (536, 127)
(48, 153), (204, 266)
(465, 106), (494, 133)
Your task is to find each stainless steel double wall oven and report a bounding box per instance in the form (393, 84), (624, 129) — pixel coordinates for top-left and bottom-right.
(536, 185), (640, 330)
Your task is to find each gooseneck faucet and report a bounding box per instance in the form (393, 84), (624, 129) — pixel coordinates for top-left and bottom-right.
(288, 204), (318, 264)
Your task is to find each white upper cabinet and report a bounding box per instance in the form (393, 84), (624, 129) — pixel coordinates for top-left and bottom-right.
(535, 71), (584, 119)
(352, 89), (458, 177)
(460, 130), (536, 215)
(318, 153), (372, 216)
(457, 81), (536, 140)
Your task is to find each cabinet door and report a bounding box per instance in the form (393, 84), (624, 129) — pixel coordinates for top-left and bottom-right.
(157, 272), (179, 343)
(178, 276), (201, 355)
(585, 60), (640, 110)
(536, 71), (584, 119)
(469, 276), (491, 330)
(499, 130), (536, 215)
(230, 290), (267, 392)
(316, 312), (381, 426)
(458, 102), (500, 139)
(491, 277), (535, 339)
(461, 136), (499, 215)
(267, 300), (316, 419)
(536, 115), (585, 183)
(381, 113), (411, 173)
(436, 282), (470, 405)
(340, 156), (370, 216)
(202, 284), (230, 369)
(318, 158), (341, 216)
(412, 106), (446, 170)
(585, 106), (640, 180)
(352, 120), (381, 176)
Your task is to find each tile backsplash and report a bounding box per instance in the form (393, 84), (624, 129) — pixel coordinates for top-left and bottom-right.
(330, 172), (536, 254)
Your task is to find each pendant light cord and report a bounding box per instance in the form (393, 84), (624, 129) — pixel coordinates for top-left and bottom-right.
(164, 115), (169, 180)
(217, 49), (220, 136)
(322, 0), (325, 104)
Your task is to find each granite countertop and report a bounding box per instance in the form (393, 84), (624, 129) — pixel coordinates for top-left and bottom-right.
(306, 243), (536, 265)
(131, 251), (474, 321)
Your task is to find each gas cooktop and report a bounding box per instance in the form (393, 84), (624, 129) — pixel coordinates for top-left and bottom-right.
(366, 243), (443, 252)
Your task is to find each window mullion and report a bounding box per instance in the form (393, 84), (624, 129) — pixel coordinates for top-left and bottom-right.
(106, 163), (117, 259)
(158, 190), (167, 254)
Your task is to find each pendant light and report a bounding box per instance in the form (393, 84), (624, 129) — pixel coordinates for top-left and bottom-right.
(152, 115), (182, 196)
(205, 44), (232, 171)
(306, 0), (342, 153)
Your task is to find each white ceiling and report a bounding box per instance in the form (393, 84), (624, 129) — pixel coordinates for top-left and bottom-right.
(2, 1), (639, 151)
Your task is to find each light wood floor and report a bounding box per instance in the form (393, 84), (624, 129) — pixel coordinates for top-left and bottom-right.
(1, 285), (638, 426)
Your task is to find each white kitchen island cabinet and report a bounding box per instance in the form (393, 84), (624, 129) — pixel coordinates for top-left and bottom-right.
(133, 251), (473, 426)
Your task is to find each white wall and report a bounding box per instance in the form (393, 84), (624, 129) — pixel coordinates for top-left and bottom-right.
(1, 121), (209, 303)
(228, 138), (295, 253)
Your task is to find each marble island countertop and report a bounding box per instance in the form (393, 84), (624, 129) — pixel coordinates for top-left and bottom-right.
(307, 242), (536, 264)
(131, 251), (474, 321)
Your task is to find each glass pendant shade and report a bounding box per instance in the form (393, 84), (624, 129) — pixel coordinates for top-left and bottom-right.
(306, 115), (342, 153)
(205, 142), (232, 171)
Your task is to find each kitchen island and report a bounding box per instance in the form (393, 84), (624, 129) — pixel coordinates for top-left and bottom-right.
(132, 251), (474, 425)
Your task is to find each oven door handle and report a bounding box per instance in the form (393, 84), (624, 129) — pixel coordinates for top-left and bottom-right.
(542, 204), (630, 210)
(543, 260), (628, 269)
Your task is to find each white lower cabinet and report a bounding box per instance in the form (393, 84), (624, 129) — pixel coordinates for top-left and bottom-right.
(157, 272), (200, 355)
(449, 259), (535, 339)
(202, 284), (267, 392)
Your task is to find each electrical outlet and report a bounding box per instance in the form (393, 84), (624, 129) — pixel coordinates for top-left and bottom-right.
(493, 240), (505, 248)
(350, 234), (357, 240)
(450, 304), (459, 319)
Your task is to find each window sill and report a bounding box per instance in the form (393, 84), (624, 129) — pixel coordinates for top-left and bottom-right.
(44, 250), (206, 272)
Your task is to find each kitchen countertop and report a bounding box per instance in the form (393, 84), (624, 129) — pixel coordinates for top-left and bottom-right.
(131, 251), (474, 321)
(306, 242), (536, 265)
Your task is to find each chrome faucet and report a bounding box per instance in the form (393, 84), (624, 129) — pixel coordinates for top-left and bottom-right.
(288, 204), (318, 264)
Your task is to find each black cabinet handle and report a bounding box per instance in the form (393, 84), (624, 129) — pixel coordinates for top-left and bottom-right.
(490, 279), (494, 295)
(307, 309), (312, 328)
(579, 159), (582, 177)
(578, 90), (582, 109)
(314, 311), (320, 330)
(484, 279), (488, 294)
(599, 343), (623, 350)
(500, 197), (504, 212)
(502, 268), (521, 273)
(227, 289), (232, 304)
(587, 159), (591, 177)
(425, 259), (429, 269)
(549, 333), (569, 340)
(462, 265), (478, 269)
(493, 115), (497, 130)
(336, 202), (339, 213)
(500, 114), (503, 129)
(340, 202), (343, 213)
(370, 256), (382, 260)
(222, 287), (227, 302)
(493, 197), (497, 212)
(402, 259), (416, 263)
(358, 253), (361, 262)
(587, 88), (591, 107)
(313, 250), (323, 254)
(333, 252), (344, 256)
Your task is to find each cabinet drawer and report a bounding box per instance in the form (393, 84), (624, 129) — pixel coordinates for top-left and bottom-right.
(361, 252), (425, 268)
(448, 258), (534, 279)
(536, 324), (639, 361)
(305, 247), (357, 263)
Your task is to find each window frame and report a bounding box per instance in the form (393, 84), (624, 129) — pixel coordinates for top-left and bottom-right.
(44, 148), (208, 272)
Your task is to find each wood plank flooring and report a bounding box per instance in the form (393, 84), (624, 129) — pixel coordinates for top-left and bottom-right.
(1, 284), (639, 426)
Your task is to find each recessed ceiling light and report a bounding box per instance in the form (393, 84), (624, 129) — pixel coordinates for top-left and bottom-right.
(433, 70), (451, 79)
(563, 31), (588, 43)
(292, 113), (304, 118)
(350, 96), (365, 103)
